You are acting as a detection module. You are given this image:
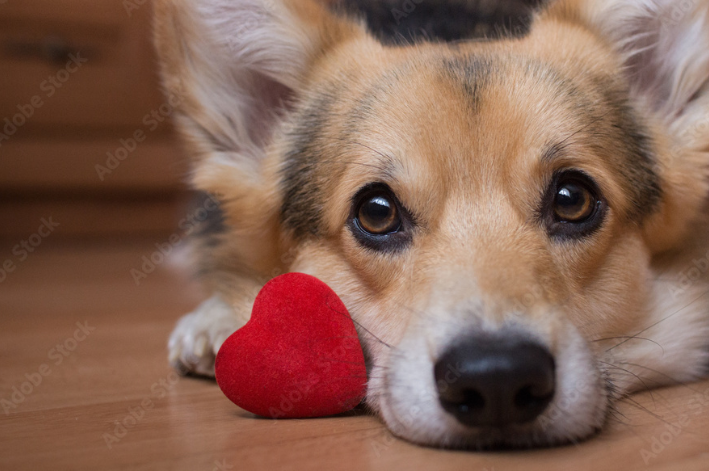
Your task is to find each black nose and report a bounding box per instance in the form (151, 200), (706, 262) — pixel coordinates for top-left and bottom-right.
(434, 336), (555, 428)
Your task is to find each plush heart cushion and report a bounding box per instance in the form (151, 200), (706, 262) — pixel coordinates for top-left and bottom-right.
(215, 273), (367, 418)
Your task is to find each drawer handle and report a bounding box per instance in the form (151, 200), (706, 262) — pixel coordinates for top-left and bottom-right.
(4, 36), (93, 64)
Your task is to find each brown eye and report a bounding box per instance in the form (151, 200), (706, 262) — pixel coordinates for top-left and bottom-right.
(350, 183), (413, 252)
(554, 181), (596, 223)
(543, 170), (606, 239)
(357, 194), (400, 235)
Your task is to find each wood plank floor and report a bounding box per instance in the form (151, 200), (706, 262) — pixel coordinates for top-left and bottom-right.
(1, 240), (709, 471)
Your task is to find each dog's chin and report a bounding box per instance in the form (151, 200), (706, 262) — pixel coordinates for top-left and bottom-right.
(365, 323), (609, 450)
(372, 392), (607, 450)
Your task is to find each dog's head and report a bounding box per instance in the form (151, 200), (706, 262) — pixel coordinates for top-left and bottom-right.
(155, 0), (709, 448)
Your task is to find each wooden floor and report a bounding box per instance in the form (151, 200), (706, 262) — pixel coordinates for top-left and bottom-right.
(1, 240), (709, 471)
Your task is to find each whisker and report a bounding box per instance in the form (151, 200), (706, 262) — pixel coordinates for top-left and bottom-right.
(607, 288), (709, 352)
(324, 303), (393, 349)
(600, 361), (658, 406)
(618, 362), (705, 395)
(617, 395), (676, 427)
(593, 336), (665, 354)
(352, 319), (393, 349)
(607, 404), (632, 425)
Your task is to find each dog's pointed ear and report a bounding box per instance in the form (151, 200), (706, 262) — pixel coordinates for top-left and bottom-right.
(154, 0), (364, 193)
(546, 0), (709, 252)
(546, 0), (709, 124)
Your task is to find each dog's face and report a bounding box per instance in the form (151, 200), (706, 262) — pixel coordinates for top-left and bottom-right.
(155, 0), (709, 448)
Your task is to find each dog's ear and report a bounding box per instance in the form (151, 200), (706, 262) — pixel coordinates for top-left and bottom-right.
(547, 0), (709, 252)
(153, 0), (364, 195)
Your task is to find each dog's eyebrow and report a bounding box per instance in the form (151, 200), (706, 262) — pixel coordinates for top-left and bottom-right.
(344, 155), (401, 192)
(351, 142), (398, 176)
(542, 109), (618, 165)
(541, 142), (566, 163)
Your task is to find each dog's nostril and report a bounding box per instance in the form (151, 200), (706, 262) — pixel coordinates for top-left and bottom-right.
(454, 389), (485, 414)
(514, 384), (554, 410)
(434, 335), (555, 428)
(463, 389), (485, 410)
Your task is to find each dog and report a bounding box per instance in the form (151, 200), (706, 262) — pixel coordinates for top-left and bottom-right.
(153, 0), (709, 448)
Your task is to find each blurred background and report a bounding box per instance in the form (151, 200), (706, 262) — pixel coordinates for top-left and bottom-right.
(0, 0), (190, 249)
(0, 0), (544, 237)
(0, 0), (542, 258)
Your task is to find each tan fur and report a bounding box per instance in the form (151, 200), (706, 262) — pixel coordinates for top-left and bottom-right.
(155, 0), (709, 448)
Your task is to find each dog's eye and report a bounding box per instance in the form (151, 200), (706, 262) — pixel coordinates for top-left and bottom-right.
(544, 171), (605, 238)
(357, 194), (400, 235)
(554, 181), (595, 223)
(349, 184), (412, 251)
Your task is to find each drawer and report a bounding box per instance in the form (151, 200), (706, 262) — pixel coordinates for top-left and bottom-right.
(0, 136), (190, 192)
(0, 0), (166, 133)
(0, 193), (191, 239)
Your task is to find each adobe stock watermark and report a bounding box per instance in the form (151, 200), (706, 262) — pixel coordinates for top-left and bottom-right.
(95, 84), (185, 181)
(210, 460), (234, 471)
(1, 321), (95, 415)
(391, 0), (424, 26)
(103, 370), (180, 449)
(640, 383), (709, 465)
(370, 359), (465, 457)
(662, 0), (699, 30)
(370, 403), (448, 457)
(0, 53), (88, 147)
(267, 333), (363, 419)
(537, 375), (600, 432)
(226, 0), (277, 52)
(0, 217), (60, 284)
(669, 248), (709, 299)
(122, 0), (149, 17)
(130, 194), (221, 286)
(668, 115), (709, 163)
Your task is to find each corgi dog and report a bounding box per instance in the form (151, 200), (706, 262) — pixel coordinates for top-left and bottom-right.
(153, 0), (709, 448)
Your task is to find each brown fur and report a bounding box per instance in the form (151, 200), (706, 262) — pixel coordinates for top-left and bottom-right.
(155, 0), (709, 448)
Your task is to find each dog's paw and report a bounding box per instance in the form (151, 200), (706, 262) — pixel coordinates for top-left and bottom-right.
(168, 296), (243, 377)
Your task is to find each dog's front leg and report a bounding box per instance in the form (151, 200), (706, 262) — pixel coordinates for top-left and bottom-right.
(168, 293), (253, 377)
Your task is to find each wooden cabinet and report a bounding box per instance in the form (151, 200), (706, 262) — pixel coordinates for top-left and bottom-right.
(0, 1), (190, 238)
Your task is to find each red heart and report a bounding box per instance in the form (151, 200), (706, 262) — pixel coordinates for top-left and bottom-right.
(215, 273), (367, 418)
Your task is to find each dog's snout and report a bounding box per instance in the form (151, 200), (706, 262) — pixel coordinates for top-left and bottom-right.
(434, 336), (555, 428)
